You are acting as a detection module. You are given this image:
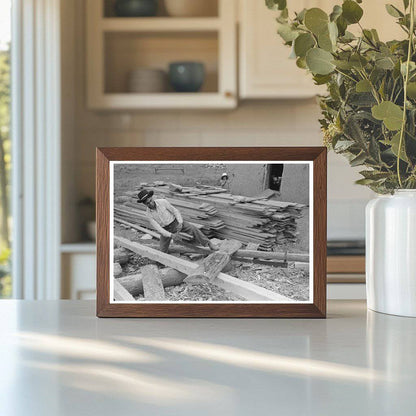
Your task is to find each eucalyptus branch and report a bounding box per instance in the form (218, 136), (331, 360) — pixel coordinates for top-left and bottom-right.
(334, 68), (358, 83)
(397, 0), (415, 188)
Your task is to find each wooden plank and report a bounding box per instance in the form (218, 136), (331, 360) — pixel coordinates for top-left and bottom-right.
(114, 279), (135, 302)
(114, 236), (293, 302)
(185, 239), (243, 284)
(141, 265), (166, 301)
(181, 239), (241, 283)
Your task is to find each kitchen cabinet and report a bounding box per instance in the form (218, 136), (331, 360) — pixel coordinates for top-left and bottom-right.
(239, 0), (325, 99)
(86, 0), (237, 109)
(238, 0), (404, 99)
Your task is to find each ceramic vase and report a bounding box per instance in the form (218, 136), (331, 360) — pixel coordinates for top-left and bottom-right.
(366, 190), (416, 317)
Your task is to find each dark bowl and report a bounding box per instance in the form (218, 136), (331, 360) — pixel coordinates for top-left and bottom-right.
(114, 0), (158, 17)
(168, 62), (205, 93)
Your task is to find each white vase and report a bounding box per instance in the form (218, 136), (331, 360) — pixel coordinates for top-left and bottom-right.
(366, 190), (416, 317)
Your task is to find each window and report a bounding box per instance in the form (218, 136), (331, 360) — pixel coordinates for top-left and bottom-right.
(0, 0), (11, 298)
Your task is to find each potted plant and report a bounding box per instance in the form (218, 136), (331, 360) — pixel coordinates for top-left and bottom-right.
(266, 0), (416, 316)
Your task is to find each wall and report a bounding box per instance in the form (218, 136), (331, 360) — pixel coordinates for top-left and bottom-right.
(61, 0), (375, 243)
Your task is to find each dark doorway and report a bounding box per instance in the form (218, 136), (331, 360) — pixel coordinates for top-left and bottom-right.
(269, 164), (284, 191)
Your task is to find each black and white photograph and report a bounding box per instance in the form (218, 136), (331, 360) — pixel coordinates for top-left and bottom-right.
(110, 161), (312, 303)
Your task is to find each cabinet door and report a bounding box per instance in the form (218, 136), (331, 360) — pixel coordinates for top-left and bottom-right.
(239, 0), (322, 99)
(239, 0), (405, 99)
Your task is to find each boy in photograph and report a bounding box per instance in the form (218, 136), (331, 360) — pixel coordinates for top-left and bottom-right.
(137, 189), (218, 253)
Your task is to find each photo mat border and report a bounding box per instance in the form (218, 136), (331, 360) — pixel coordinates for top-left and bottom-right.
(109, 160), (314, 305)
(97, 147), (327, 318)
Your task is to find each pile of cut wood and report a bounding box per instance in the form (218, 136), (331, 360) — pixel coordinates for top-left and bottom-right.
(113, 237), (302, 302)
(114, 182), (305, 250)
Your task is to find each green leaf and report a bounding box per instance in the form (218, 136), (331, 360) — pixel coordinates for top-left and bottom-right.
(401, 61), (416, 76)
(313, 74), (332, 85)
(333, 59), (353, 70)
(350, 152), (368, 167)
(371, 29), (380, 42)
(306, 48), (335, 75)
(372, 101), (404, 130)
(294, 33), (315, 57)
(277, 23), (299, 42)
(295, 8), (307, 22)
(266, 0), (287, 11)
(356, 79), (372, 92)
(336, 15), (348, 36)
(407, 82), (416, 99)
(342, 0), (363, 24)
(385, 4), (403, 18)
(403, 0), (410, 9)
(375, 56), (395, 70)
(355, 178), (377, 185)
(318, 32), (334, 52)
(339, 31), (356, 43)
(334, 139), (356, 152)
(359, 170), (391, 180)
(369, 136), (381, 162)
(304, 8), (329, 35)
(296, 57), (307, 69)
(382, 132), (409, 162)
(350, 53), (368, 69)
(330, 5), (343, 22)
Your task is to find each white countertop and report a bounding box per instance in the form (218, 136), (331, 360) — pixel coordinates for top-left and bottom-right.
(0, 300), (415, 416)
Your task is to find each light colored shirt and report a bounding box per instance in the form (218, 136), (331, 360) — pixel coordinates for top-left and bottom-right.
(146, 199), (181, 227)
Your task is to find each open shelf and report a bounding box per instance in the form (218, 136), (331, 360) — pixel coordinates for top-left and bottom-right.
(103, 0), (219, 18)
(104, 31), (218, 94)
(101, 17), (221, 32)
(86, 0), (236, 109)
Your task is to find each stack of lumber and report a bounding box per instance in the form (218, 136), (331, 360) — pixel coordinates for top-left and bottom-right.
(115, 195), (224, 238)
(115, 183), (305, 250)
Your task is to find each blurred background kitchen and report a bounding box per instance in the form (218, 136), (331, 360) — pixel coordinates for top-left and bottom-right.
(0, 0), (403, 301)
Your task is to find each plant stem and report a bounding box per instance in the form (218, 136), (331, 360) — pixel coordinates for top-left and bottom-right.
(334, 68), (357, 83)
(397, 0), (415, 188)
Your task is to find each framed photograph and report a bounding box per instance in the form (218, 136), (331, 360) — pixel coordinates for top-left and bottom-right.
(96, 147), (327, 318)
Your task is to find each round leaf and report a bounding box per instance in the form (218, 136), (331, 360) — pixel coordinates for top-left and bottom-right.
(277, 23), (299, 42)
(318, 32), (333, 52)
(356, 79), (372, 92)
(330, 5), (343, 22)
(304, 8), (329, 35)
(266, 0), (287, 11)
(296, 57), (307, 69)
(407, 82), (416, 99)
(294, 33), (315, 57)
(342, 0), (363, 24)
(371, 101), (403, 130)
(306, 48), (335, 75)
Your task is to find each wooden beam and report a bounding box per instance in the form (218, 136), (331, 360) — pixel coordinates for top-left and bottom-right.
(118, 268), (186, 297)
(141, 265), (166, 301)
(114, 279), (135, 301)
(185, 239), (242, 283)
(114, 248), (131, 265)
(114, 236), (294, 302)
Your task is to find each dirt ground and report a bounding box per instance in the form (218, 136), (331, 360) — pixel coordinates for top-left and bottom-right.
(114, 224), (310, 302)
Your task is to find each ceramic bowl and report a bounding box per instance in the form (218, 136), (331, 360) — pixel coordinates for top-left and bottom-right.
(114, 0), (158, 17)
(168, 62), (205, 93)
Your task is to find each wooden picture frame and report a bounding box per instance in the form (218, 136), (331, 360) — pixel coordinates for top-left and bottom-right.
(97, 147), (327, 318)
